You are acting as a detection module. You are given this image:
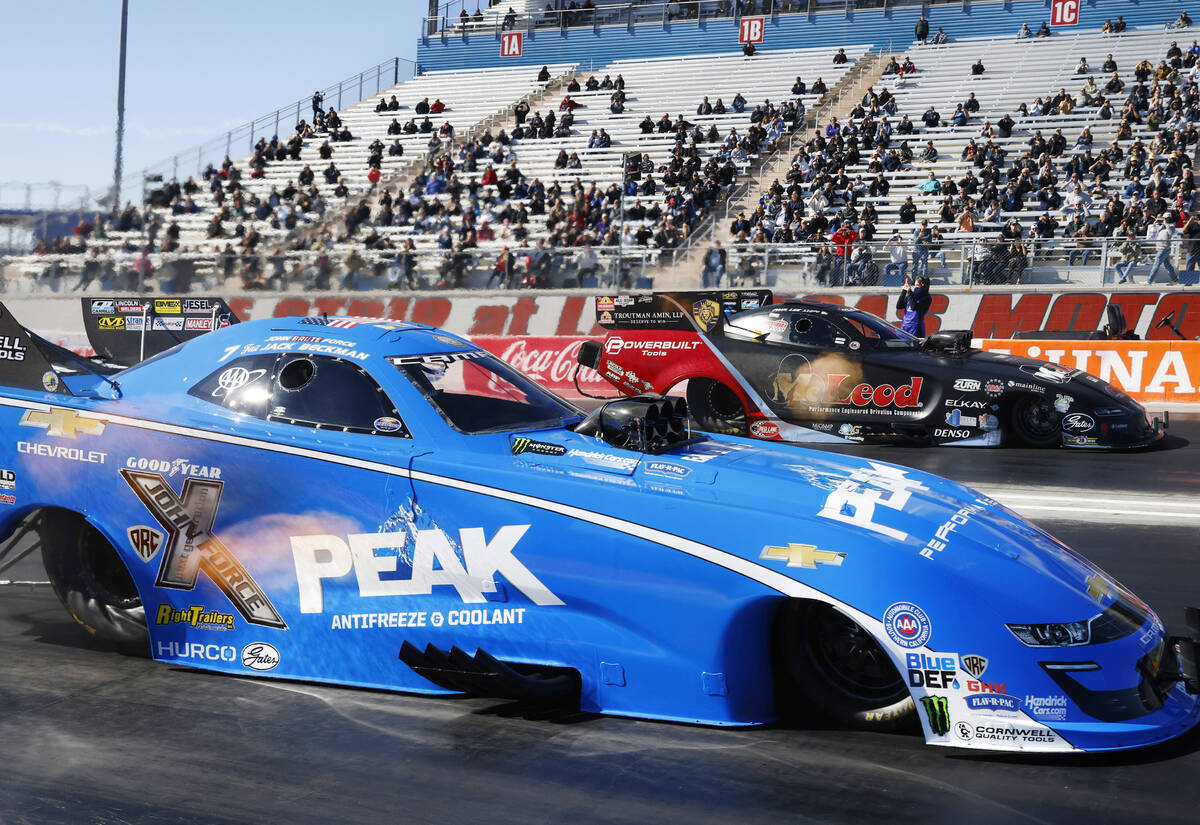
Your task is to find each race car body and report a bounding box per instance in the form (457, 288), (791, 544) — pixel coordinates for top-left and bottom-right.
(582, 291), (1166, 449)
(0, 300), (1196, 754)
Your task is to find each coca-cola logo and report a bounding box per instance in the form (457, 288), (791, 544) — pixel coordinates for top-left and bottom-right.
(825, 375), (924, 408)
(493, 338), (606, 389)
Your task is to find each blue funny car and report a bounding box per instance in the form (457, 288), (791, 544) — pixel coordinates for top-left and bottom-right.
(1, 297), (1197, 754)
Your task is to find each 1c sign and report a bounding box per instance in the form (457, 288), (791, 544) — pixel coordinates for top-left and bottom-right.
(739, 16), (764, 44)
(1050, 0), (1079, 26)
(501, 31), (523, 57)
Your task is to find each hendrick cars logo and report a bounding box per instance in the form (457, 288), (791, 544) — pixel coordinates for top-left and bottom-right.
(826, 375), (923, 407)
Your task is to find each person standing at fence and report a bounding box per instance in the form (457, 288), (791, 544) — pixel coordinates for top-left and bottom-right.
(1182, 214), (1200, 273)
(702, 240), (727, 287)
(884, 231), (907, 281)
(1146, 216), (1180, 283)
(896, 275), (932, 337)
(911, 220), (932, 277)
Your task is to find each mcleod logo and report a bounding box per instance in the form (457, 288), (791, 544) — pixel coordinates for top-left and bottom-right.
(920, 695), (951, 736)
(826, 375), (923, 408)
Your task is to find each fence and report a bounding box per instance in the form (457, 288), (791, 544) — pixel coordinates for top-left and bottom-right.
(0, 245), (658, 296)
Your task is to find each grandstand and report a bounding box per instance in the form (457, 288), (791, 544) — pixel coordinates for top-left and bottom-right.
(4, 0), (1199, 295)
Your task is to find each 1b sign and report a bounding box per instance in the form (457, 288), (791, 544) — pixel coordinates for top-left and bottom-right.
(739, 16), (764, 44)
(501, 32), (523, 57)
(1050, 0), (1079, 26)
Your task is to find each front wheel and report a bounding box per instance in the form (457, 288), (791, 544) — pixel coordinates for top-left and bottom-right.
(1008, 394), (1061, 447)
(775, 600), (914, 730)
(685, 378), (747, 435)
(40, 511), (148, 652)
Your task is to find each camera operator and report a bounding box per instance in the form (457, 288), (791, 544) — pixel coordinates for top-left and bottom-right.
(896, 275), (932, 337)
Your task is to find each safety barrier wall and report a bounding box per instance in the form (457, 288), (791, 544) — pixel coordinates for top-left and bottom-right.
(416, 0), (1188, 73)
(980, 339), (1200, 402)
(12, 288), (1199, 351)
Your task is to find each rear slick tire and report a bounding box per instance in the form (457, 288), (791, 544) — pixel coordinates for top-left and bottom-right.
(39, 512), (149, 653)
(1009, 394), (1061, 447)
(685, 378), (747, 435)
(775, 600), (915, 731)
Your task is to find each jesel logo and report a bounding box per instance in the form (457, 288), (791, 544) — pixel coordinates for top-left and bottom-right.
(825, 375), (923, 407)
(920, 695), (951, 736)
(121, 470), (287, 628)
(291, 525), (564, 613)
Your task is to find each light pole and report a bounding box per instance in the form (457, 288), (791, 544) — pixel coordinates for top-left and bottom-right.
(112, 0), (129, 213)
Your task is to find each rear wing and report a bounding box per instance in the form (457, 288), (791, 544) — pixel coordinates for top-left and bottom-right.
(0, 303), (73, 396)
(595, 290), (773, 333)
(81, 297), (240, 366)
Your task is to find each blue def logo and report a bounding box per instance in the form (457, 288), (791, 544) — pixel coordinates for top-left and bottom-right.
(884, 602), (932, 648)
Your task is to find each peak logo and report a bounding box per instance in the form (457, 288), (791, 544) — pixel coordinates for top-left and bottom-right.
(826, 375), (923, 408)
(291, 525), (564, 613)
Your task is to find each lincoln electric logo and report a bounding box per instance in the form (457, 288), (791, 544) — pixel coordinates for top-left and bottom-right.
(120, 470), (286, 629)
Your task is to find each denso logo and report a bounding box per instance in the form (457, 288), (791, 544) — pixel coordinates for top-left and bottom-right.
(291, 525), (563, 613)
(603, 338), (701, 356)
(826, 375), (923, 407)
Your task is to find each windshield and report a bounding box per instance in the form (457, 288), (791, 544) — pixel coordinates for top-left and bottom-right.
(392, 350), (581, 434)
(726, 305), (918, 350)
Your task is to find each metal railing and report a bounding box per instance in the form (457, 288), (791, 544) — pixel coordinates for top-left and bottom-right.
(424, 0), (985, 37)
(123, 58), (418, 207)
(0, 245), (659, 295)
(700, 237), (1200, 288)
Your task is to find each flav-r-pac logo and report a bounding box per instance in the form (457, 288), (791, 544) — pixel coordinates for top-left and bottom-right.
(120, 470), (286, 629)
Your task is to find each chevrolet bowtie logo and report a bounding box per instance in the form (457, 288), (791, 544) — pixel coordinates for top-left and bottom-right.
(760, 543), (846, 569)
(20, 408), (106, 439)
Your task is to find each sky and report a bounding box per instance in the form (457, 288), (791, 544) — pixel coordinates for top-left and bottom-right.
(1, 1), (424, 211)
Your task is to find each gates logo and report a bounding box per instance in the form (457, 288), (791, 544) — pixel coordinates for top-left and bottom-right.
(826, 375), (923, 408)
(1062, 413), (1095, 433)
(241, 642), (280, 671)
(127, 524), (164, 562)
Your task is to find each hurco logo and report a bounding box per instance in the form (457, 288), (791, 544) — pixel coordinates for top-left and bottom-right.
(920, 695), (951, 736)
(155, 603), (235, 630)
(291, 525), (564, 613)
(826, 375), (923, 407)
(121, 470), (286, 629)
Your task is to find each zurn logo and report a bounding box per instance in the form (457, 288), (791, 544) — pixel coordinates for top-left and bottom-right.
(291, 525), (563, 612)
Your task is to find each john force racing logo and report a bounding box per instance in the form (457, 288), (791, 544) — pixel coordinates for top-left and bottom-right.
(120, 470), (287, 629)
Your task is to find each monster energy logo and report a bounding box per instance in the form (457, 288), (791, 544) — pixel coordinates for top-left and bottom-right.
(511, 437), (566, 456)
(920, 695), (951, 736)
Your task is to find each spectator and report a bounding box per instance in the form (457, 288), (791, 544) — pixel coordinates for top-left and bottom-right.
(1147, 216), (1180, 282)
(503, 7), (517, 29)
(312, 91), (324, 118)
(537, 65), (551, 82)
(1113, 232), (1142, 283)
(915, 14), (929, 44)
(1036, 21), (1051, 37)
(811, 77), (827, 95)
(911, 220), (932, 275)
(743, 42), (756, 57)
(896, 275), (932, 336)
(701, 240), (727, 286)
(1076, 57), (1090, 74)
(833, 48), (848, 65)
(1018, 22), (1032, 38)
(970, 59), (985, 76)
(415, 97), (430, 115)
(884, 232), (908, 281)
(931, 27), (948, 44)
(1113, 16), (1126, 32)
(917, 171), (942, 195)
(1169, 11), (1194, 29)
(1101, 19), (1114, 33)
(430, 99), (446, 114)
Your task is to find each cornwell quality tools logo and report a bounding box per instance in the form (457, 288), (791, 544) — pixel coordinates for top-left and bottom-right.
(20, 407), (106, 439)
(759, 543), (846, 569)
(920, 695), (952, 736)
(120, 470), (287, 629)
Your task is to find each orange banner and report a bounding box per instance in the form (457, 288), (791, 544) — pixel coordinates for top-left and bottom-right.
(980, 339), (1200, 403)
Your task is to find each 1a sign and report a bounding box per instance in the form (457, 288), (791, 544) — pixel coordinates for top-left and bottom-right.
(739, 16), (764, 44)
(501, 31), (523, 57)
(1050, 0), (1079, 26)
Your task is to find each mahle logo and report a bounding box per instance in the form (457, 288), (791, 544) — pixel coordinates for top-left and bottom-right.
(920, 695), (951, 736)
